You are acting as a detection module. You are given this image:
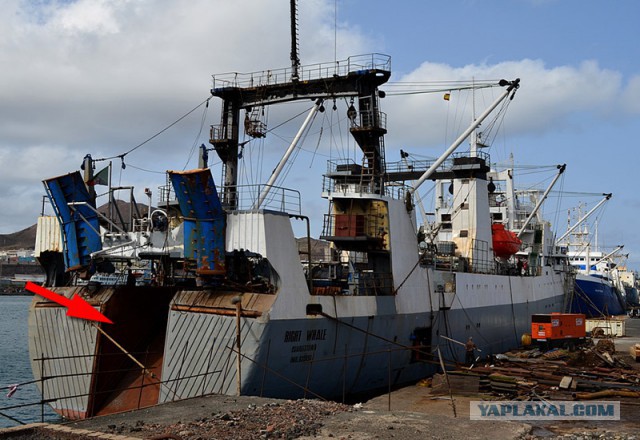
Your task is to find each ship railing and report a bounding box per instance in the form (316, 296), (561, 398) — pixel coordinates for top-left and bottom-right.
(469, 239), (496, 274)
(355, 271), (394, 296)
(156, 183), (301, 215)
(322, 160), (388, 195)
(322, 178), (387, 197)
(232, 184), (301, 214)
(511, 207), (537, 230)
(384, 157), (438, 175)
(350, 109), (387, 131)
(209, 125), (238, 144)
(310, 271), (395, 296)
(211, 53), (391, 90)
(158, 184), (175, 206)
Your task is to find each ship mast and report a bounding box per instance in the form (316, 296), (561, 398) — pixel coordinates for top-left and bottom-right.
(516, 164), (566, 238)
(408, 79), (519, 196)
(290, 0), (300, 81)
(556, 193), (612, 244)
(209, 1), (390, 209)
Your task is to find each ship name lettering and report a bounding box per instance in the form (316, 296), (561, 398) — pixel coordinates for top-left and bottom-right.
(284, 330), (302, 343)
(306, 328), (327, 341)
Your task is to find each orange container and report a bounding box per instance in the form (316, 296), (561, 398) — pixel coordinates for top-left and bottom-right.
(531, 313), (586, 341)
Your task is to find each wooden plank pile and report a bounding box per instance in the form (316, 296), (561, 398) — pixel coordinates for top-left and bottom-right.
(435, 340), (640, 400)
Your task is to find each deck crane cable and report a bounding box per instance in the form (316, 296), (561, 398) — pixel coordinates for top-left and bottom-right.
(481, 96), (511, 146)
(515, 170), (561, 194)
(383, 83), (497, 97)
(551, 169), (566, 237)
(94, 96), (212, 164)
(182, 97), (211, 170)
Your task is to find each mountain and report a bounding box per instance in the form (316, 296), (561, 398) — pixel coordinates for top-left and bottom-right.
(0, 224), (37, 250)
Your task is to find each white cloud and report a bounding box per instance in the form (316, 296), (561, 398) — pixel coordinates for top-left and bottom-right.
(622, 74), (640, 114)
(381, 59), (623, 152)
(49, 0), (124, 36)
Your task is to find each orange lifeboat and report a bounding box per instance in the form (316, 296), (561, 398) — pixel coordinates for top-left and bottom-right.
(492, 223), (522, 258)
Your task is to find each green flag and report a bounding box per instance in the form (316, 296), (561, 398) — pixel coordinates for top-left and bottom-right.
(88, 165), (109, 186)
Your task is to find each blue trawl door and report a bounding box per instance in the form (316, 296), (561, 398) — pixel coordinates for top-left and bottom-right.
(43, 171), (102, 270)
(169, 168), (226, 284)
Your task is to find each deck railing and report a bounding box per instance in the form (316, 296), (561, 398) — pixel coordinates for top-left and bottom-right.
(211, 54), (391, 90)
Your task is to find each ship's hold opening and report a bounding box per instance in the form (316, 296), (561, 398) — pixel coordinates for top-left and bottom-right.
(89, 286), (176, 417)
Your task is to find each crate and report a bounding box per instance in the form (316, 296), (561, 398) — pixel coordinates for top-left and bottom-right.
(586, 318), (626, 337)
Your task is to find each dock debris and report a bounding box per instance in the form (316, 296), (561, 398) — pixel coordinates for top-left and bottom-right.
(431, 339), (640, 401)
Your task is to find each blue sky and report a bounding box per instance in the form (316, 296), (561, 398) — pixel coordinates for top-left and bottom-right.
(1, 0), (639, 269)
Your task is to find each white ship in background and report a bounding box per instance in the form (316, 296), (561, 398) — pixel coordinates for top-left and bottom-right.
(27, 3), (573, 421)
(558, 201), (628, 317)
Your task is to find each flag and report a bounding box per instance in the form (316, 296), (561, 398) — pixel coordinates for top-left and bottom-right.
(88, 165), (109, 186)
(443, 93), (451, 101)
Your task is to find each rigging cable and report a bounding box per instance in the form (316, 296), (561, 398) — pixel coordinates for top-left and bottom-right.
(94, 95), (213, 165)
(182, 97), (211, 170)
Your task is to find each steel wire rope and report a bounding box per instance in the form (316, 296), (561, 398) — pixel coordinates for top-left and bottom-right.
(383, 84), (497, 97)
(259, 104), (270, 185)
(313, 311), (460, 368)
(475, 85), (512, 149)
(514, 170), (564, 197)
(182, 97), (211, 170)
(7, 365), (217, 417)
(507, 275), (520, 346)
(309, 106), (337, 168)
(308, 125), (324, 169)
(337, 99), (349, 161)
(94, 96), (213, 165)
(443, 87), (452, 148)
(452, 293), (493, 348)
(570, 281), (608, 318)
(551, 169), (567, 245)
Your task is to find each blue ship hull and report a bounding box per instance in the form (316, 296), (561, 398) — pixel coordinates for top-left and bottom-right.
(570, 274), (626, 317)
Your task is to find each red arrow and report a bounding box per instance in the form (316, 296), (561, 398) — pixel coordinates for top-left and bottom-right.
(25, 281), (113, 324)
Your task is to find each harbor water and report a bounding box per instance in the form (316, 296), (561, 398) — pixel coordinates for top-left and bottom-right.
(0, 295), (58, 428)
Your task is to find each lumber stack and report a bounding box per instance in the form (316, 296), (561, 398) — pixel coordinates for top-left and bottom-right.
(436, 344), (640, 400)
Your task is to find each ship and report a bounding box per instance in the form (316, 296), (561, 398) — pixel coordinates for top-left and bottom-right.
(27, 6), (573, 422)
(558, 199), (627, 317)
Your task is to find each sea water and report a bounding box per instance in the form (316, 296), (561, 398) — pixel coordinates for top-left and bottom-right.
(0, 295), (59, 428)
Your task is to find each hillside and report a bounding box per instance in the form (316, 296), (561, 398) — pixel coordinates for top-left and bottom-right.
(0, 224), (37, 250)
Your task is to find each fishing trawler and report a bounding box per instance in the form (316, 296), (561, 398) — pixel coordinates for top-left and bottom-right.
(558, 201), (627, 317)
(27, 6), (573, 422)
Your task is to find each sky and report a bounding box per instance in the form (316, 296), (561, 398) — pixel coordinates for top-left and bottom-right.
(1, 0), (639, 268)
